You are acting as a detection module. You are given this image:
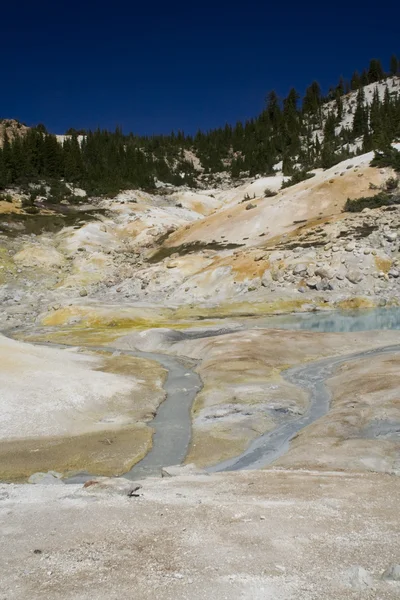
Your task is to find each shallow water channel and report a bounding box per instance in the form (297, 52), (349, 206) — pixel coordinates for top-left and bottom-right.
(16, 307), (400, 480)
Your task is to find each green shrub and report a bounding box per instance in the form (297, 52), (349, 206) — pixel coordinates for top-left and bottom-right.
(386, 177), (399, 190)
(24, 206), (39, 214)
(0, 193), (13, 202)
(281, 170), (315, 189)
(264, 188), (277, 197)
(344, 192), (400, 212)
(371, 147), (400, 172)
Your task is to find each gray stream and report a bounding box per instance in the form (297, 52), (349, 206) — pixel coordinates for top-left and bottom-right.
(208, 343), (400, 472)
(9, 340), (202, 481)
(5, 308), (400, 478)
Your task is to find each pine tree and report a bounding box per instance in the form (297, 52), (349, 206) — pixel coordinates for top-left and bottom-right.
(350, 71), (361, 90)
(368, 59), (384, 83)
(353, 87), (367, 137)
(303, 81), (322, 117)
(361, 69), (369, 86)
(390, 55), (399, 76)
(335, 93), (343, 122)
(336, 76), (345, 96)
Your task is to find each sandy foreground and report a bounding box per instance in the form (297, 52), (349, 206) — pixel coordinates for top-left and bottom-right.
(0, 470), (399, 600)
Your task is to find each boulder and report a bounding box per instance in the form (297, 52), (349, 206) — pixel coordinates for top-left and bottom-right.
(346, 269), (363, 284)
(315, 266), (335, 280)
(388, 269), (399, 278)
(345, 242), (356, 252)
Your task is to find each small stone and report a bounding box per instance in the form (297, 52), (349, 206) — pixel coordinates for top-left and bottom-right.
(345, 242), (356, 252)
(79, 289), (88, 297)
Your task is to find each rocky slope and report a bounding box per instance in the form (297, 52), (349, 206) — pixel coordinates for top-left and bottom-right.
(1, 148), (400, 333)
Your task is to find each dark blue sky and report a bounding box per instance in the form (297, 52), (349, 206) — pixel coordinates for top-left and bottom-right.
(1, 0), (398, 135)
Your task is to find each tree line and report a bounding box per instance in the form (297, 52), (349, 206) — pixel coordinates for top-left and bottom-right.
(0, 56), (399, 195)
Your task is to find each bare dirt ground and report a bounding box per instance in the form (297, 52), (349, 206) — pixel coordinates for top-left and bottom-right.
(0, 470), (399, 600)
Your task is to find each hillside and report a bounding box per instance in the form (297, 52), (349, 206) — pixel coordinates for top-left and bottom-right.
(0, 119), (29, 147)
